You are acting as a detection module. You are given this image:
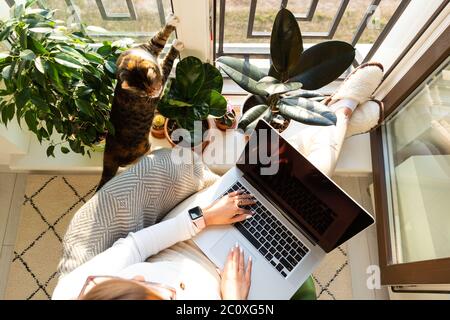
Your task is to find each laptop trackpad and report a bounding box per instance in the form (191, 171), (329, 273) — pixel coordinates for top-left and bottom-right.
(210, 231), (257, 270)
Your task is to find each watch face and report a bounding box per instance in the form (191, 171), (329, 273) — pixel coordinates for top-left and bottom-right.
(189, 207), (202, 220)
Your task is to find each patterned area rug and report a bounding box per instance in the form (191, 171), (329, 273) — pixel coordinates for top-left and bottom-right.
(4, 175), (352, 300)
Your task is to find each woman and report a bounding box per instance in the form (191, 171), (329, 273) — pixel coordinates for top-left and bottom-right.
(52, 62), (384, 300)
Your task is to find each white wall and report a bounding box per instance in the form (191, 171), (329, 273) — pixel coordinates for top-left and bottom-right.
(0, 1), (9, 21)
(171, 0), (213, 63)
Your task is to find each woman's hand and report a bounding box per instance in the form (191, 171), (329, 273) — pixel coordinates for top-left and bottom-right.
(201, 191), (256, 227)
(220, 244), (252, 300)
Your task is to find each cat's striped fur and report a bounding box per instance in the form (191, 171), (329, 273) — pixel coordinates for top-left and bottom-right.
(96, 15), (183, 192)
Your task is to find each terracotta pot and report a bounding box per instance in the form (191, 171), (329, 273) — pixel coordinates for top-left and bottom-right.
(164, 118), (214, 152)
(215, 118), (236, 131)
(151, 126), (165, 139)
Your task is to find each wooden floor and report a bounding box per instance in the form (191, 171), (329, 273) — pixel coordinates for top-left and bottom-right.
(0, 172), (388, 299)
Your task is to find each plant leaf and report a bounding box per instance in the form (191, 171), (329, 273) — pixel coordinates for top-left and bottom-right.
(166, 99), (192, 107)
(216, 56), (266, 81)
(5, 103), (15, 122)
(34, 57), (45, 73)
(268, 64), (281, 81)
(189, 101), (209, 121)
(86, 25), (109, 33)
(246, 107), (273, 132)
(29, 27), (53, 33)
(217, 57), (267, 96)
(0, 51), (10, 60)
(15, 88), (30, 109)
(57, 45), (89, 63)
(44, 61), (64, 92)
(75, 99), (94, 117)
(202, 63), (223, 92)
(175, 56), (205, 100)
(238, 104), (269, 130)
(25, 110), (38, 132)
(1, 65), (13, 81)
(195, 89), (227, 117)
(20, 49), (36, 61)
(157, 100), (183, 119)
(270, 8), (303, 81)
(84, 52), (104, 64)
(54, 53), (83, 69)
(29, 37), (48, 54)
(278, 97), (336, 126)
(0, 26), (13, 41)
(46, 145), (55, 157)
(289, 41), (355, 90)
(61, 146), (70, 154)
(256, 76), (302, 95)
(286, 89), (325, 99)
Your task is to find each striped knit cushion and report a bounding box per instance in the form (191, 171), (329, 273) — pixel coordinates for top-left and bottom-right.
(57, 148), (219, 278)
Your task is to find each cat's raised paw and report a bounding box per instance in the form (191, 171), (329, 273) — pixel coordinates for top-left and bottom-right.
(172, 39), (185, 52)
(166, 13), (180, 27)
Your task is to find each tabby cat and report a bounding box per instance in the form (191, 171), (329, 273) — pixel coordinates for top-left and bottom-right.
(96, 15), (184, 192)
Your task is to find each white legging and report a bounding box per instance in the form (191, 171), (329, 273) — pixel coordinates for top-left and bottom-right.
(292, 111), (349, 177)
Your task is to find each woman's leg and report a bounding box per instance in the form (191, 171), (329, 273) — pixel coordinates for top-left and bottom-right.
(301, 100), (356, 177)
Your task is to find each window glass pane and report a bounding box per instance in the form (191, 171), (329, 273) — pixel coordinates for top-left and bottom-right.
(217, 0), (402, 59)
(383, 58), (450, 264)
(39, 0), (173, 42)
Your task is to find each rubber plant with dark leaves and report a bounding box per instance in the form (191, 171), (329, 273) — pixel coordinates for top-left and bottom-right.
(0, 0), (130, 157)
(158, 56), (227, 147)
(217, 8), (355, 132)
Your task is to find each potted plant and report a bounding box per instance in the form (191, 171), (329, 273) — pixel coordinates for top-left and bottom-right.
(217, 8), (356, 133)
(158, 56), (227, 150)
(150, 114), (166, 139)
(215, 105), (237, 131)
(0, 0), (129, 157)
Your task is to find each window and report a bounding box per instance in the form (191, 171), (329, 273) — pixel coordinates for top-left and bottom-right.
(383, 58), (450, 264)
(370, 24), (450, 285)
(4, 0), (174, 42)
(215, 0), (411, 68)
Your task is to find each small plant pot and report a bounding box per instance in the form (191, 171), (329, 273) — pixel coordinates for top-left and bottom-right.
(151, 126), (165, 139)
(164, 118), (214, 152)
(151, 114), (167, 139)
(215, 118), (236, 131)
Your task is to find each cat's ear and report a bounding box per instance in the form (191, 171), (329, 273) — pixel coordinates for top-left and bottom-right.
(121, 80), (132, 91)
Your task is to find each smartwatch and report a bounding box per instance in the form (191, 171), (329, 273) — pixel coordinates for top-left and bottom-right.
(188, 206), (206, 232)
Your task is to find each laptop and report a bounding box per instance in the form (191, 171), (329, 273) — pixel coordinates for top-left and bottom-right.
(170, 119), (374, 299)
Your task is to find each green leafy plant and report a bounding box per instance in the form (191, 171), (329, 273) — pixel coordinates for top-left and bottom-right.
(217, 8), (356, 132)
(0, 0), (130, 157)
(158, 56), (227, 145)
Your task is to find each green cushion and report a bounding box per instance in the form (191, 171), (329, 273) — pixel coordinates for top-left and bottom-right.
(291, 276), (317, 300)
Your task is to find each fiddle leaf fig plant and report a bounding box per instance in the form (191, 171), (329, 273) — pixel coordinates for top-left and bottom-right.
(158, 56), (227, 145)
(0, 0), (130, 157)
(217, 8), (356, 131)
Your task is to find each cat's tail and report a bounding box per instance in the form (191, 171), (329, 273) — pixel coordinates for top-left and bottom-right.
(96, 153), (119, 193)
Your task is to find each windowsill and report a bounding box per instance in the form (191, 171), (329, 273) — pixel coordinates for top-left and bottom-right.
(3, 95), (372, 176)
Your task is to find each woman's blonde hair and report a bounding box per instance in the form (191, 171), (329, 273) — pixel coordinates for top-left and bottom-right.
(80, 278), (163, 300)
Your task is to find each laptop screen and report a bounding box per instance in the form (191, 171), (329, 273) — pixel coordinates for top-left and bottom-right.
(237, 120), (374, 252)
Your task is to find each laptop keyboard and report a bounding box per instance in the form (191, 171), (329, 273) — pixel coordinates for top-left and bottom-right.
(264, 173), (337, 235)
(223, 181), (309, 278)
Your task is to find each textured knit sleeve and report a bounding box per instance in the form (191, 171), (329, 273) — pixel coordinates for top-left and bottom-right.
(52, 212), (198, 300)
